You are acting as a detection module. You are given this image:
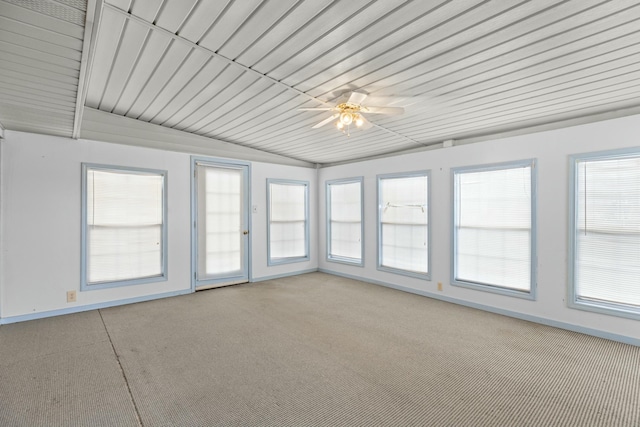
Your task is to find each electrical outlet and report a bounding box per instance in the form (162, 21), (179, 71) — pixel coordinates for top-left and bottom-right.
(67, 290), (77, 303)
(437, 282), (443, 291)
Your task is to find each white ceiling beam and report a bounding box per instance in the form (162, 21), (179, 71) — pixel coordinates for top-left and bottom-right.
(72, 0), (103, 139)
(102, 2), (426, 148)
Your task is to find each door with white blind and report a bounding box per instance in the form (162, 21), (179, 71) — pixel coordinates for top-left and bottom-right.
(192, 159), (250, 290)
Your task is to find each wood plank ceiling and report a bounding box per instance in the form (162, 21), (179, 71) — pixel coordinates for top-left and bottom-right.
(2, 0), (640, 165)
(0, 0), (87, 138)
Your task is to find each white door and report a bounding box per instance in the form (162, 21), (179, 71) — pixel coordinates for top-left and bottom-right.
(193, 159), (250, 290)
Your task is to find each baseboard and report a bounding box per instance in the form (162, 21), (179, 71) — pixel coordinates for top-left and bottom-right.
(0, 289), (193, 325)
(252, 268), (319, 283)
(319, 269), (640, 348)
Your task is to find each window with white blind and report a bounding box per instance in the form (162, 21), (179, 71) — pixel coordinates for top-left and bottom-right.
(378, 171), (430, 279)
(267, 179), (309, 265)
(81, 164), (167, 290)
(570, 149), (640, 319)
(452, 160), (536, 298)
(327, 177), (364, 265)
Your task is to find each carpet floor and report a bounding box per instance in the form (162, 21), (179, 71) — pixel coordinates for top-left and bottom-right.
(1, 272), (639, 426)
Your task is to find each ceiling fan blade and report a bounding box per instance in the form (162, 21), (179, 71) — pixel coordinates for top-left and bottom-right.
(332, 92), (351, 105)
(298, 107), (334, 111)
(362, 106), (404, 115)
(347, 91), (368, 105)
(358, 114), (374, 130)
(312, 114), (339, 129)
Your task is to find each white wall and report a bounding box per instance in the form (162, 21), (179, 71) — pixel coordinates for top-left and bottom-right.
(318, 114), (640, 343)
(0, 131), (317, 321)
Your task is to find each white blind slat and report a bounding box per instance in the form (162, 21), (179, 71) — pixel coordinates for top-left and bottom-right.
(576, 156), (640, 308)
(197, 166), (243, 278)
(269, 182), (307, 260)
(380, 175), (428, 274)
(455, 165), (532, 291)
(86, 168), (164, 284)
(329, 181), (362, 260)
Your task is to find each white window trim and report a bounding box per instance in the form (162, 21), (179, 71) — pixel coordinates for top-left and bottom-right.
(326, 176), (364, 266)
(568, 147), (640, 320)
(376, 170), (431, 280)
(267, 178), (310, 266)
(451, 159), (537, 300)
(81, 163), (168, 291)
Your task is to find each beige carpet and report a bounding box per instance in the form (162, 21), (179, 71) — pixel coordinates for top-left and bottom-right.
(1, 272), (639, 426)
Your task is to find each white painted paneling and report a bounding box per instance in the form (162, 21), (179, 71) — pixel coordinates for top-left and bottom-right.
(280, 0), (453, 89)
(169, 65), (247, 131)
(186, 78), (275, 135)
(153, 0), (199, 34)
(5, 0), (640, 164)
(84, 7), (126, 109)
(371, 1), (640, 97)
(110, 30), (172, 115)
(0, 0), (84, 38)
(250, 0), (374, 75)
(201, 84), (292, 137)
(216, 0), (299, 60)
(98, 18), (151, 111)
(197, 0), (263, 54)
(125, 41), (193, 118)
(0, 58), (79, 84)
(233, 0), (334, 67)
(0, 68), (78, 93)
(80, 107), (314, 167)
(0, 0), (85, 138)
(182, 72), (261, 133)
(273, 0), (413, 83)
(138, 49), (211, 122)
(79, 0), (640, 163)
(129, 0), (163, 21)
(0, 15), (82, 50)
(177, 0), (230, 43)
(150, 56), (226, 126)
(0, 28), (81, 61)
(105, 0), (131, 12)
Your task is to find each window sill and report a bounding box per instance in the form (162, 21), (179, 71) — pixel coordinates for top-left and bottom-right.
(451, 279), (535, 300)
(569, 298), (640, 321)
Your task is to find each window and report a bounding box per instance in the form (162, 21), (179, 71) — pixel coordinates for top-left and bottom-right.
(326, 177), (364, 265)
(452, 160), (536, 298)
(377, 171), (430, 279)
(81, 164), (167, 290)
(570, 149), (640, 319)
(267, 179), (309, 265)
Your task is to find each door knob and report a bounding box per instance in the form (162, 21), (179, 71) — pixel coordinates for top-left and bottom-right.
(243, 230), (249, 235)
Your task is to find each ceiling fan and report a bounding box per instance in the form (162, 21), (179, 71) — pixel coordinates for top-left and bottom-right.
(300, 92), (404, 136)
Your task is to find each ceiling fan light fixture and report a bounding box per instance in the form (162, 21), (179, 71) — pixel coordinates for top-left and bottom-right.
(340, 112), (353, 125)
(302, 92), (403, 134)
